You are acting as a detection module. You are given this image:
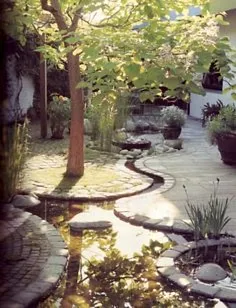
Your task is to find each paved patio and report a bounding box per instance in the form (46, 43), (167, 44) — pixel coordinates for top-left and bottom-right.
(115, 118), (236, 232)
(0, 208), (68, 308)
(1, 117), (236, 307)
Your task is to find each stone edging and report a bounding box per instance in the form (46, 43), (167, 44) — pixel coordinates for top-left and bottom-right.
(114, 157), (193, 234)
(157, 238), (236, 302)
(134, 157), (176, 193)
(114, 208), (192, 234)
(1, 213), (68, 308)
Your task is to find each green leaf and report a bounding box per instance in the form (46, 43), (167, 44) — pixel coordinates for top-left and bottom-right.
(76, 81), (91, 89)
(133, 78), (145, 88)
(215, 15), (229, 26)
(124, 63), (141, 79)
(146, 67), (163, 82)
(223, 87), (231, 94)
(144, 5), (154, 19)
(139, 91), (154, 102)
(65, 36), (80, 44)
(231, 92), (236, 101)
(163, 77), (182, 90)
(188, 81), (206, 96)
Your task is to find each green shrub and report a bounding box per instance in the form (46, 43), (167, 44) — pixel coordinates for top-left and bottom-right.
(86, 92), (129, 151)
(48, 94), (71, 127)
(207, 105), (236, 143)
(0, 120), (29, 203)
(160, 105), (186, 127)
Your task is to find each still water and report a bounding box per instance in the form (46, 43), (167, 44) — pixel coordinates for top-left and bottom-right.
(29, 200), (214, 308)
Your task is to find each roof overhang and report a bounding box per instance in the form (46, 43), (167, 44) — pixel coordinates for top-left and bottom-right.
(210, 0), (236, 13)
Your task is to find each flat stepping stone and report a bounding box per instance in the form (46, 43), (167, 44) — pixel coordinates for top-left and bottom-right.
(69, 208), (112, 231)
(196, 263), (228, 283)
(12, 194), (41, 208)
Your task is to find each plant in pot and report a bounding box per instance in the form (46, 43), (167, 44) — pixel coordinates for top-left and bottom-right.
(207, 105), (236, 164)
(160, 105), (186, 139)
(48, 94), (71, 139)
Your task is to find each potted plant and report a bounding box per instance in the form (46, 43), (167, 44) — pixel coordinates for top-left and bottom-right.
(48, 94), (71, 139)
(160, 105), (186, 139)
(207, 105), (236, 164)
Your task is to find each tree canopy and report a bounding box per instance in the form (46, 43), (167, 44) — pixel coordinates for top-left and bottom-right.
(4, 0), (234, 100)
(3, 0), (235, 175)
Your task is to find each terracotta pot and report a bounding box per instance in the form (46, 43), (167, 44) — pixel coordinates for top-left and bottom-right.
(216, 133), (236, 164)
(162, 126), (181, 140)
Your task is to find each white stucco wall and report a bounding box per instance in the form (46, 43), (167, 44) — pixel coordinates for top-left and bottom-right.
(19, 75), (35, 115)
(5, 52), (34, 123)
(190, 9), (236, 119)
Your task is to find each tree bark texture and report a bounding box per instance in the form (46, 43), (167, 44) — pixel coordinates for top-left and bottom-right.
(66, 52), (84, 177)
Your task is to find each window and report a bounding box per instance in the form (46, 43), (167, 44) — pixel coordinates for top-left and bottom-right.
(202, 61), (223, 91)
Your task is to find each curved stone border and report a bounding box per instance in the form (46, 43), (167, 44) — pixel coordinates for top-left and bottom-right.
(22, 159), (154, 202)
(156, 238), (236, 302)
(114, 157), (194, 233)
(0, 213), (68, 308)
(114, 207), (192, 234)
(134, 157), (176, 193)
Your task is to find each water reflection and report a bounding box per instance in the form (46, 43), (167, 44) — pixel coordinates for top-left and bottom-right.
(32, 200), (214, 308)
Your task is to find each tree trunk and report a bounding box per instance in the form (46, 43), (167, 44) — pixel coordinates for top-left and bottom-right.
(66, 52), (84, 177)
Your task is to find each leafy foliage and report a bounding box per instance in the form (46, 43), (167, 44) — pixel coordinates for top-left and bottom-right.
(207, 104), (236, 142)
(48, 94), (71, 138)
(161, 105), (186, 127)
(0, 120), (29, 202)
(201, 99), (224, 127)
(227, 260), (236, 282)
(48, 94), (71, 124)
(4, 0), (235, 175)
(86, 92), (129, 151)
(184, 179), (232, 240)
(5, 0), (234, 103)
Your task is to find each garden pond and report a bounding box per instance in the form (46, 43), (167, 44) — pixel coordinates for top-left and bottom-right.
(28, 199), (217, 308)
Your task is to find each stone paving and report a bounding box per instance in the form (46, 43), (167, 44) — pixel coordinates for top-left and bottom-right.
(21, 158), (153, 201)
(114, 118), (236, 233)
(20, 126), (153, 200)
(0, 208), (68, 308)
(2, 117), (236, 307)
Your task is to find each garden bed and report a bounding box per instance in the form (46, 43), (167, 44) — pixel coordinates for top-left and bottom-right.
(157, 237), (236, 302)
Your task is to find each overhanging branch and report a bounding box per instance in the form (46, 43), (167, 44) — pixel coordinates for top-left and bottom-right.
(69, 7), (83, 31)
(80, 4), (138, 29)
(40, 0), (68, 31)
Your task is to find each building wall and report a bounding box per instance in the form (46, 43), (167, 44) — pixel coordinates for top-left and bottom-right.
(5, 53), (34, 123)
(190, 9), (236, 119)
(19, 75), (35, 115)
